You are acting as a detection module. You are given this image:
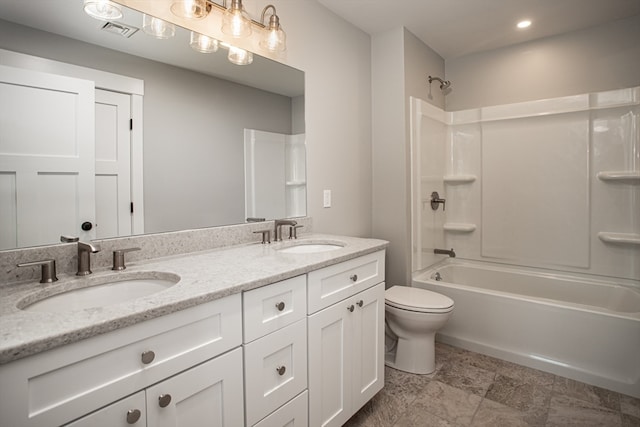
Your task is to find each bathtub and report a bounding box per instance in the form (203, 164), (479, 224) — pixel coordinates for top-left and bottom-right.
(413, 259), (640, 398)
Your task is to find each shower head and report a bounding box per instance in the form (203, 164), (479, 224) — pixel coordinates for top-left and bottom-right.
(428, 75), (451, 90)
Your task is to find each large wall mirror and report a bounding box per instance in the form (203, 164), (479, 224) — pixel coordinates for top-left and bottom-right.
(0, 0), (305, 250)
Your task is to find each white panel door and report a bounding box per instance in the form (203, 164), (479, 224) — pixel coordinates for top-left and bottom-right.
(94, 89), (131, 239)
(146, 348), (244, 427)
(0, 64), (94, 249)
(308, 301), (352, 427)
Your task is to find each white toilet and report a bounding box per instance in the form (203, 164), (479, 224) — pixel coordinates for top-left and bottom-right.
(384, 285), (454, 374)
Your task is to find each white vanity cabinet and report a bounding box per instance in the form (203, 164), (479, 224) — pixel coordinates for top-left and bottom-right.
(0, 294), (243, 427)
(242, 275), (309, 427)
(307, 251), (385, 427)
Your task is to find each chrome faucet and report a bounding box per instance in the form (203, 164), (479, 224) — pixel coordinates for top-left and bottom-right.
(274, 219), (297, 241)
(77, 241), (101, 276)
(434, 248), (456, 258)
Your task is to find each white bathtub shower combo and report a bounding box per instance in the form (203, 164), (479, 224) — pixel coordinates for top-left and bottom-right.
(408, 86), (640, 398)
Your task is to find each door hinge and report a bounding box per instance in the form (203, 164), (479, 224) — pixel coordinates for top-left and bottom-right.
(130, 202), (134, 214)
(129, 119), (133, 130)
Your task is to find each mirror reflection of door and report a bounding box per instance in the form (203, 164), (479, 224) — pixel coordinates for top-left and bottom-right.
(0, 65), (95, 249)
(94, 89), (132, 239)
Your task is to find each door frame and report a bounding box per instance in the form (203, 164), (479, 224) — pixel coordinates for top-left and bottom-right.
(0, 48), (145, 235)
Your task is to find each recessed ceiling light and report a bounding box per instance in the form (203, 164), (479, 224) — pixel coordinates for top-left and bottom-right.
(517, 20), (532, 29)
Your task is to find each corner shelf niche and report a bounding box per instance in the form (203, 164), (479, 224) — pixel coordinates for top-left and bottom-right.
(286, 180), (306, 187)
(443, 175), (477, 184)
(597, 171), (640, 183)
(443, 223), (476, 233)
(598, 232), (640, 246)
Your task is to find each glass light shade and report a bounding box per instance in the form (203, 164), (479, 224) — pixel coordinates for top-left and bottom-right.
(221, 1), (252, 38)
(227, 46), (253, 65)
(259, 26), (286, 53)
(170, 0), (209, 19)
(142, 14), (176, 39)
(83, 0), (123, 20)
(190, 32), (219, 53)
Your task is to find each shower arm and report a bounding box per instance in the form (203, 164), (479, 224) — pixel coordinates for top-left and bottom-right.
(428, 75), (451, 90)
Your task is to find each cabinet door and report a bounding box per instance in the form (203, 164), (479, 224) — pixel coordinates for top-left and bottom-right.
(146, 348), (244, 427)
(308, 299), (353, 427)
(65, 391), (146, 427)
(351, 283), (385, 412)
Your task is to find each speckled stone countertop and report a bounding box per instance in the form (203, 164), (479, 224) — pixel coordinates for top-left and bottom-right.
(0, 234), (387, 364)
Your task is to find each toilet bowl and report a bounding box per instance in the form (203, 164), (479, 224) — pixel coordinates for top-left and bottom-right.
(385, 285), (454, 374)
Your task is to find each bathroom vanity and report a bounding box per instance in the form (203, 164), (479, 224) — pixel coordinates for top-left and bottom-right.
(0, 235), (387, 427)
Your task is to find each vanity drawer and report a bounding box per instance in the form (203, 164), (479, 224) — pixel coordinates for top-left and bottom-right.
(243, 275), (306, 343)
(307, 250), (385, 314)
(253, 390), (308, 427)
(244, 319), (308, 427)
(0, 294), (242, 427)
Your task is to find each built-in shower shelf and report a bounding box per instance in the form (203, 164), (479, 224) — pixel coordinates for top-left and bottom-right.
(285, 180), (306, 186)
(443, 175), (477, 184)
(596, 171), (640, 183)
(598, 232), (640, 245)
(443, 223), (476, 233)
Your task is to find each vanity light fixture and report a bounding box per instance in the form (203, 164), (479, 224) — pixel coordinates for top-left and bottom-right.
(221, 0), (252, 38)
(83, 0), (123, 20)
(171, 0), (211, 19)
(190, 32), (219, 53)
(259, 5), (286, 53)
(143, 14), (176, 39)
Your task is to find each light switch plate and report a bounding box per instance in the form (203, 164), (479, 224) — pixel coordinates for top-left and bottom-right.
(323, 190), (331, 208)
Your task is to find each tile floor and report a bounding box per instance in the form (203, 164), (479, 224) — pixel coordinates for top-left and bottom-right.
(344, 343), (640, 427)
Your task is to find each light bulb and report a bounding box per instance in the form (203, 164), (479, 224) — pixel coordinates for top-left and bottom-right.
(170, 0), (209, 19)
(143, 14), (176, 39)
(222, 0), (252, 38)
(228, 46), (253, 65)
(190, 32), (219, 53)
(83, 0), (123, 20)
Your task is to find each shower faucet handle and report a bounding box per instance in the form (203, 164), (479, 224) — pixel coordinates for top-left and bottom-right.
(430, 191), (446, 211)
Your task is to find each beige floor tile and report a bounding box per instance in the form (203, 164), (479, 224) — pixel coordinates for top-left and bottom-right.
(546, 394), (622, 427)
(471, 398), (534, 427)
(434, 360), (496, 396)
(410, 380), (482, 426)
(553, 377), (621, 412)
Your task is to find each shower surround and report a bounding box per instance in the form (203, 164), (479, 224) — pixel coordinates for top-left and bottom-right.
(410, 86), (640, 396)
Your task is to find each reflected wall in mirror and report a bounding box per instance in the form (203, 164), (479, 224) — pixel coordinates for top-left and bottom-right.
(0, 0), (305, 251)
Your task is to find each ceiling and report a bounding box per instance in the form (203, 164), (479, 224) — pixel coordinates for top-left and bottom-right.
(317, 0), (640, 59)
(0, 0), (303, 97)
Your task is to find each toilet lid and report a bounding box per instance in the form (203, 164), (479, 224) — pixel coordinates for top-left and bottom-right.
(385, 286), (454, 313)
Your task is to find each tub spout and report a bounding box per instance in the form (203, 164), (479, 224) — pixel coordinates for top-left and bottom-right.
(434, 248), (456, 258)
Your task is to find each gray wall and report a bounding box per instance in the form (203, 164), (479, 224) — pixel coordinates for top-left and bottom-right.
(445, 14), (640, 110)
(372, 28), (445, 286)
(0, 19), (293, 233)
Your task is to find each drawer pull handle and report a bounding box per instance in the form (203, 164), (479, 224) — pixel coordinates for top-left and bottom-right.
(276, 365), (286, 376)
(275, 301), (286, 311)
(356, 300), (363, 307)
(158, 394), (172, 408)
(141, 350), (155, 364)
(350, 274), (358, 282)
(347, 304), (355, 312)
(126, 409), (142, 424)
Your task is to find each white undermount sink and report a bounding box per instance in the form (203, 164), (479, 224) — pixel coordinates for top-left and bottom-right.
(20, 273), (180, 313)
(277, 242), (344, 254)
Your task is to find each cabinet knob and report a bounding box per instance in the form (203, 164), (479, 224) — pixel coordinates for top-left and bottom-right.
(347, 305), (355, 312)
(356, 300), (363, 308)
(350, 274), (358, 282)
(158, 394), (172, 408)
(275, 301), (286, 311)
(276, 365), (286, 376)
(126, 409), (142, 424)
(141, 350), (155, 364)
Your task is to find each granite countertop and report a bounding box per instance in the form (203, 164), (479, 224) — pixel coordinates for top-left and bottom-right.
(0, 234), (388, 364)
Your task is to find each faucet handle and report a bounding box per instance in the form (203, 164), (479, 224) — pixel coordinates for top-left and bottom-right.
(112, 247), (141, 271)
(289, 225), (304, 239)
(17, 259), (58, 283)
(253, 229), (271, 244)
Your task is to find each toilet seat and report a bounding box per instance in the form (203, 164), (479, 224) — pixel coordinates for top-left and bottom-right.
(385, 286), (454, 313)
